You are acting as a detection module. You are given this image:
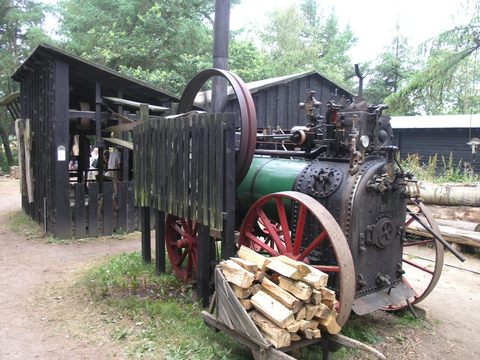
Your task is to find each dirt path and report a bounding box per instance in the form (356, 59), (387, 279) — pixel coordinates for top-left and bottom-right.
(1, 177), (480, 359)
(0, 178), (138, 359)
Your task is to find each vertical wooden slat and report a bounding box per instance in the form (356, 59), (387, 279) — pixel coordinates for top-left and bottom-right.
(88, 182), (99, 237)
(141, 206), (151, 263)
(197, 224), (212, 307)
(126, 181), (136, 232)
(74, 183), (86, 238)
(222, 114), (236, 259)
(116, 181), (128, 232)
(103, 182), (114, 235)
(155, 210), (166, 274)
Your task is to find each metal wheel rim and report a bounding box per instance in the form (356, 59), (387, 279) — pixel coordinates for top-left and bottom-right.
(239, 191), (355, 326)
(177, 68), (257, 184)
(385, 199), (445, 310)
(165, 215), (199, 282)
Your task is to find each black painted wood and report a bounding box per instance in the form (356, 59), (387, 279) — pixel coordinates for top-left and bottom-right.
(197, 224), (212, 307)
(126, 181), (136, 232)
(88, 182), (99, 237)
(155, 210), (166, 274)
(53, 59), (71, 238)
(74, 183), (86, 238)
(141, 206), (151, 263)
(103, 182), (114, 235)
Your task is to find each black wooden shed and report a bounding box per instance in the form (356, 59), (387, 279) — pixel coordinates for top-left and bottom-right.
(391, 115), (480, 173)
(12, 43), (179, 238)
(195, 71), (354, 129)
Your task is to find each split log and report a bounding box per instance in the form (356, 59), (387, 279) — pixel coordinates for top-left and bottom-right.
(320, 287), (336, 302)
(275, 255), (311, 276)
(305, 304), (319, 321)
(238, 245), (270, 270)
(278, 276), (312, 301)
(220, 260), (254, 288)
(261, 278), (303, 313)
(249, 311), (291, 349)
(302, 265), (329, 289)
(239, 299), (252, 310)
(308, 319), (320, 330)
(314, 303), (331, 320)
(267, 260), (302, 280)
(290, 333), (301, 342)
(250, 290), (295, 328)
(406, 220), (480, 248)
(319, 312), (341, 334)
(231, 257), (258, 272)
(295, 307), (306, 321)
(304, 328), (315, 339)
(313, 329), (321, 338)
(311, 289), (323, 305)
(230, 283), (252, 299)
(286, 322), (300, 333)
(298, 319), (310, 331)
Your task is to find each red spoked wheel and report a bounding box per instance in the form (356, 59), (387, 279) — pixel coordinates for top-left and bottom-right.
(239, 191), (355, 326)
(165, 215), (199, 282)
(384, 198), (445, 311)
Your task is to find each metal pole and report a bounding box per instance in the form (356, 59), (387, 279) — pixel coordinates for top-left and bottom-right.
(212, 0), (230, 113)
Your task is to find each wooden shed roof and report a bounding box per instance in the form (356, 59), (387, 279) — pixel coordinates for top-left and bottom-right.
(12, 43), (179, 104)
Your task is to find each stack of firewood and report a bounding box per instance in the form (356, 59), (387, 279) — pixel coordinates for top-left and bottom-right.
(219, 245), (341, 349)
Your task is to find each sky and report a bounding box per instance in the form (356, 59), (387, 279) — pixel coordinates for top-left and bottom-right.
(230, 0), (473, 63)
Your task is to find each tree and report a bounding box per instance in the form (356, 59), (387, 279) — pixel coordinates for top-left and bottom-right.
(386, 3), (480, 115)
(259, 1), (356, 88)
(365, 27), (415, 105)
(58, 0), (216, 95)
(0, 0), (50, 170)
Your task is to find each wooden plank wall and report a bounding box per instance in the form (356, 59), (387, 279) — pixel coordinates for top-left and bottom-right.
(133, 113), (235, 231)
(224, 74), (352, 130)
(395, 128), (480, 173)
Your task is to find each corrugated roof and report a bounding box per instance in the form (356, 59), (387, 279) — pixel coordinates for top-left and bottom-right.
(194, 70), (352, 105)
(391, 114), (480, 129)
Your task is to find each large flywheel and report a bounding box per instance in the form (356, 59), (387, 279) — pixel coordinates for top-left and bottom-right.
(239, 191), (355, 326)
(178, 68), (257, 184)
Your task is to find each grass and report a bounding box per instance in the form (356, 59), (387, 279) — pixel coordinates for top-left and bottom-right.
(8, 210), (44, 239)
(82, 251), (251, 359)
(401, 153), (479, 184)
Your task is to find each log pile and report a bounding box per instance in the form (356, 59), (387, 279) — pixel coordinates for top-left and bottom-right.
(219, 246), (341, 349)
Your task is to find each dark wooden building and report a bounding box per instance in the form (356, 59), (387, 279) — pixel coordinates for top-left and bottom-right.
(195, 71), (354, 129)
(12, 43), (179, 238)
(391, 115), (480, 173)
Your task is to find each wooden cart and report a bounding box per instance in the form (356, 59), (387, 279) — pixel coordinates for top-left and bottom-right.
(202, 268), (386, 360)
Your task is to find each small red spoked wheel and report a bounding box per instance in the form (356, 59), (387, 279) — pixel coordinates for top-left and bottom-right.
(239, 191), (355, 326)
(165, 215), (199, 282)
(384, 199), (445, 311)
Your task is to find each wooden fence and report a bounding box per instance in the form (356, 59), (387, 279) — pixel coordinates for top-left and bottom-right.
(133, 110), (236, 305)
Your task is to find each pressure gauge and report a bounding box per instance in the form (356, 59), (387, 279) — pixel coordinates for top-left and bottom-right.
(360, 135), (370, 148)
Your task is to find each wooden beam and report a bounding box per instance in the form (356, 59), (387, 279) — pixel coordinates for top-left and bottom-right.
(103, 96), (169, 112)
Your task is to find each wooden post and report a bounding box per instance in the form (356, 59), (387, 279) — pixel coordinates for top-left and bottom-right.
(222, 114), (236, 259)
(141, 206), (151, 263)
(155, 210), (166, 274)
(197, 224), (212, 307)
(53, 60), (71, 238)
(95, 81), (104, 193)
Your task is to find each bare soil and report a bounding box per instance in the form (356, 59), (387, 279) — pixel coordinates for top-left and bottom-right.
(0, 177), (479, 359)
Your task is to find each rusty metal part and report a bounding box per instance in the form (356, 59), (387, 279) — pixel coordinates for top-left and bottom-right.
(238, 191), (355, 326)
(178, 69), (257, 184)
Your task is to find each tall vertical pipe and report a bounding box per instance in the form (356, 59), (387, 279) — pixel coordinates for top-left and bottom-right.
(212, 0), (230, 112)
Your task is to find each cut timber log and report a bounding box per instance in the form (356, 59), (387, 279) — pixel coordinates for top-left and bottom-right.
(278, 276), (312, 301)
(435, 219), (480, 232)
(426, 205), (480, 224)
(295, 307), (306, 321)
(320, 287), (336, 302)
(231, 257), (259, 272)
(220, 260), (255, 289)
(250, 290), (295, 328)
(261, 278), (303, 313)
(406, 219), (480, 248)
(323, 299), (338, 311)
(275, 255), (311, 276)
(255, 270), (266, 281)
(230, 284), (252, 299)
(298, 319), (310, 332)
(302, 265), (329, 289)
(290, 333), (301, 342)
(308, 320), (320, 330)
(311, 289), (322, 305)
(319, 313), (341, 334)
(286, 322), (300, 333)
(303, 328), (315, 339)
(238, 245), (270, 270)
(314, 303), (331, 320)
(305, 304), (319, 321)
(239, 299), (252, 310)
(267, 260), (302, 280)
(411, 182), (480, 207)
(249, 311), (291, 349)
